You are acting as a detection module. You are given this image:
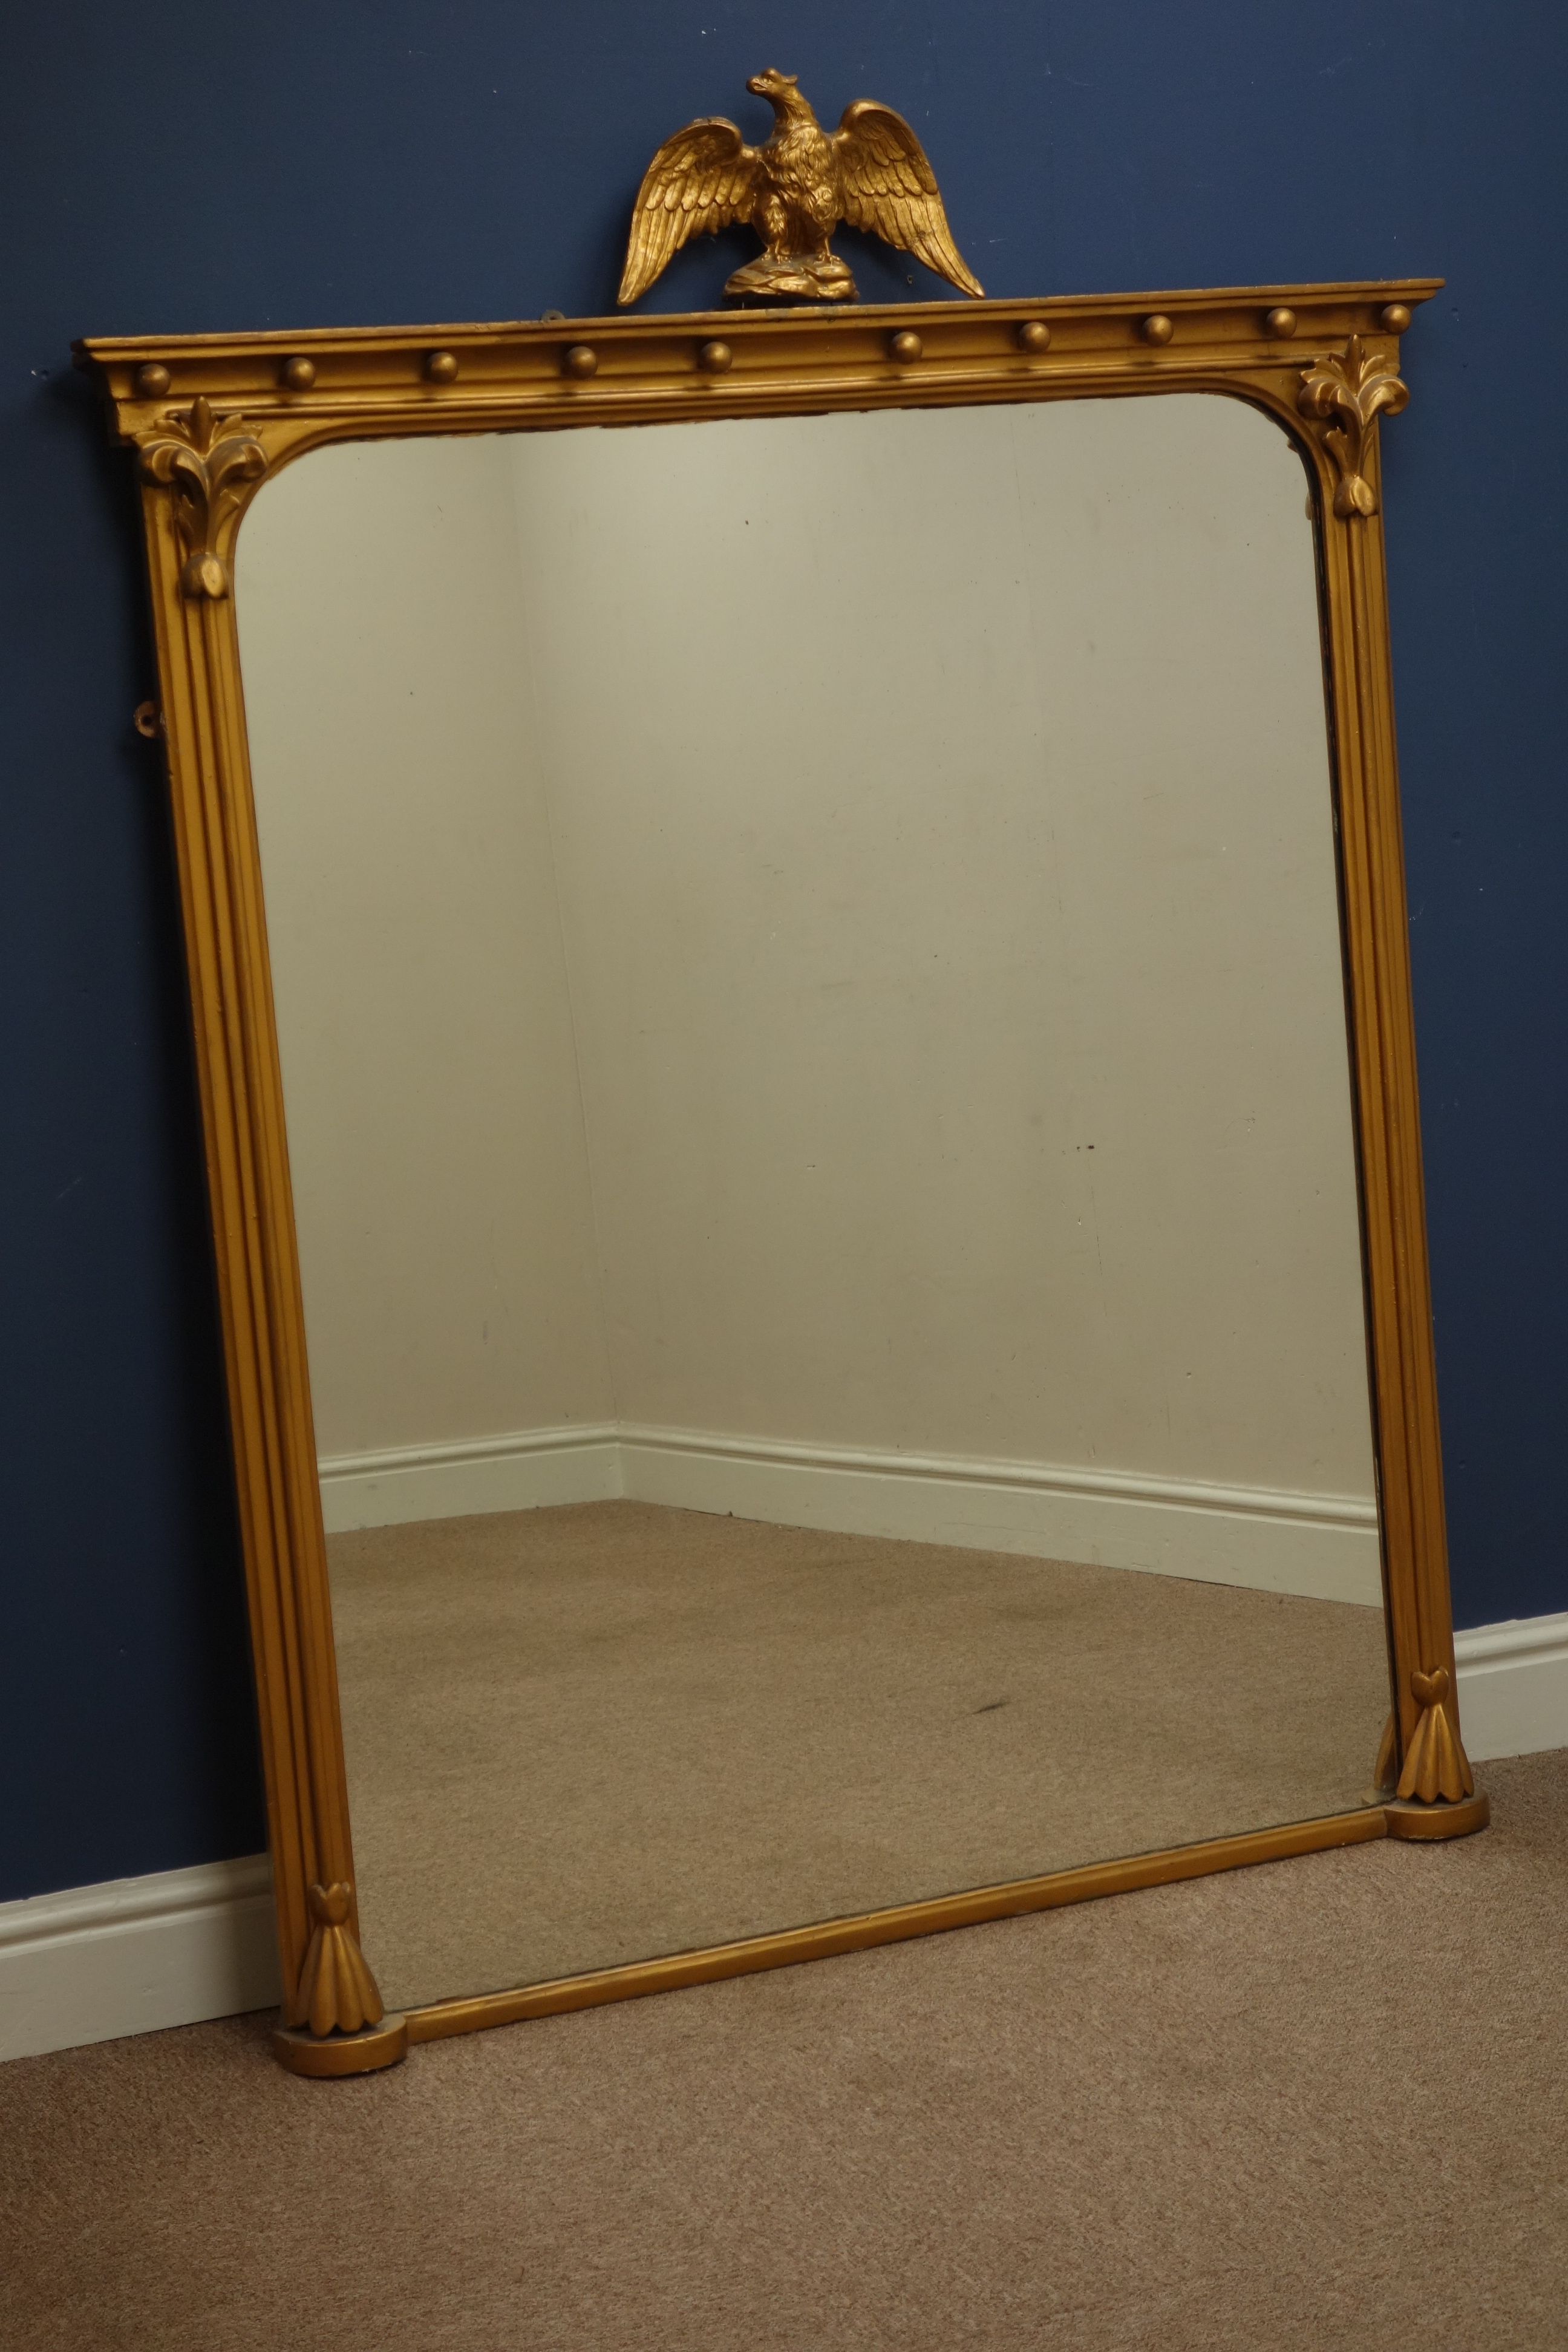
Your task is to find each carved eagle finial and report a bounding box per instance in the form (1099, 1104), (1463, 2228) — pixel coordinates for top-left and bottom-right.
(618, 69), (984, 307)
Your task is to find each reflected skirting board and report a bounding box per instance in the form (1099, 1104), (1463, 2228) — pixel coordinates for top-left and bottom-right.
(396, 1797), (1487, 2048)
(318, 1422), (1382, 1607)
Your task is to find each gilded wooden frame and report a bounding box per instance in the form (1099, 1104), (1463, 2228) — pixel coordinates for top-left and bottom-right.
(76, 281), (1485, 2079)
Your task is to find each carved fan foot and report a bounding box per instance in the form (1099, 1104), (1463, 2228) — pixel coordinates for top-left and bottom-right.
(725, 252), (859, 301)
(1382, 1668), (1491, 1841)
(1395, 1668), (1473, 1803)
(270, 1880), (408, 2076)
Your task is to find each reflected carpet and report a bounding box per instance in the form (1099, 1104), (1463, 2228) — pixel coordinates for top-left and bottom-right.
(324, 1500), (1390, 2007)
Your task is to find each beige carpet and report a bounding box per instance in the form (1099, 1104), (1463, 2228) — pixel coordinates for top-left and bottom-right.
(4, 1749), (1562, 2351)
(325, 1500), (1390, 2010)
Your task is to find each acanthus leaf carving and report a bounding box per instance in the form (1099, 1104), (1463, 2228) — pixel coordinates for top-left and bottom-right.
(1298, 335), (1408, 519)
(139, 395), (267, 599)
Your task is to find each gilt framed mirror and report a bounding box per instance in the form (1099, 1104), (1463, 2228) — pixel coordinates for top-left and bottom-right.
(76, 274), (1486, 2080)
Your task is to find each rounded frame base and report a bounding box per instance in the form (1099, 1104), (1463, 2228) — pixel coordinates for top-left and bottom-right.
(1383, 1789), (1491, 1841)
(271, 2012), (409, 2077)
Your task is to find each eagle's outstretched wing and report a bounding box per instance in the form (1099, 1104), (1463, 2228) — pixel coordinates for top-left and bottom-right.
(618, 117), (760, 306)
(833, 101), (983, 298)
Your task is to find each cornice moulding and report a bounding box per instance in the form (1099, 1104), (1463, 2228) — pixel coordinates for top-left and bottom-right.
(74, 279), (1442, 439)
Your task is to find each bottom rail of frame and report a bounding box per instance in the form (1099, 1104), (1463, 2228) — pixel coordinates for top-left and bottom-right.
(385, 1794), (1485, 2052)
(267, 1795), (1489, 2071)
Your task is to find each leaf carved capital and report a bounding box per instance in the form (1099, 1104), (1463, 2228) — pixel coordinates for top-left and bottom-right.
(139, 396), (268, 599)
(1298, 336), (1408, 519)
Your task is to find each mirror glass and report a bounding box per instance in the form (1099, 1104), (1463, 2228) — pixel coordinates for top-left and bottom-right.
(235, 393), (1391, 2012)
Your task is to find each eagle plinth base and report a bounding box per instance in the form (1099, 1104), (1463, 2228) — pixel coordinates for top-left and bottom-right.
(724, 252), (858, 302)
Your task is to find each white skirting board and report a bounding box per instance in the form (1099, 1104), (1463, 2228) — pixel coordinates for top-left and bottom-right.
(0, 1855), (281, 2063)
(4, 1612), (1562, 2061)
(320, 1419), (1383, 1604)
(1453, 1610), (1568, 1763)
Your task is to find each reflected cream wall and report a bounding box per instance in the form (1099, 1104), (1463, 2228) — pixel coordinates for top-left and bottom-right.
(235, 436), (613, 1455)
(235, 397), (1375, 1521)
(516, 400), (1376, 1498)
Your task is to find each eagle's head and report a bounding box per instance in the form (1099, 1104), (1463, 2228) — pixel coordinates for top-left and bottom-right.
(746, 66), (802, 108)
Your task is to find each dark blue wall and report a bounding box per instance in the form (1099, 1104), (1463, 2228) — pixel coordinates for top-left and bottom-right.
(4, 3), (1563, 1901)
